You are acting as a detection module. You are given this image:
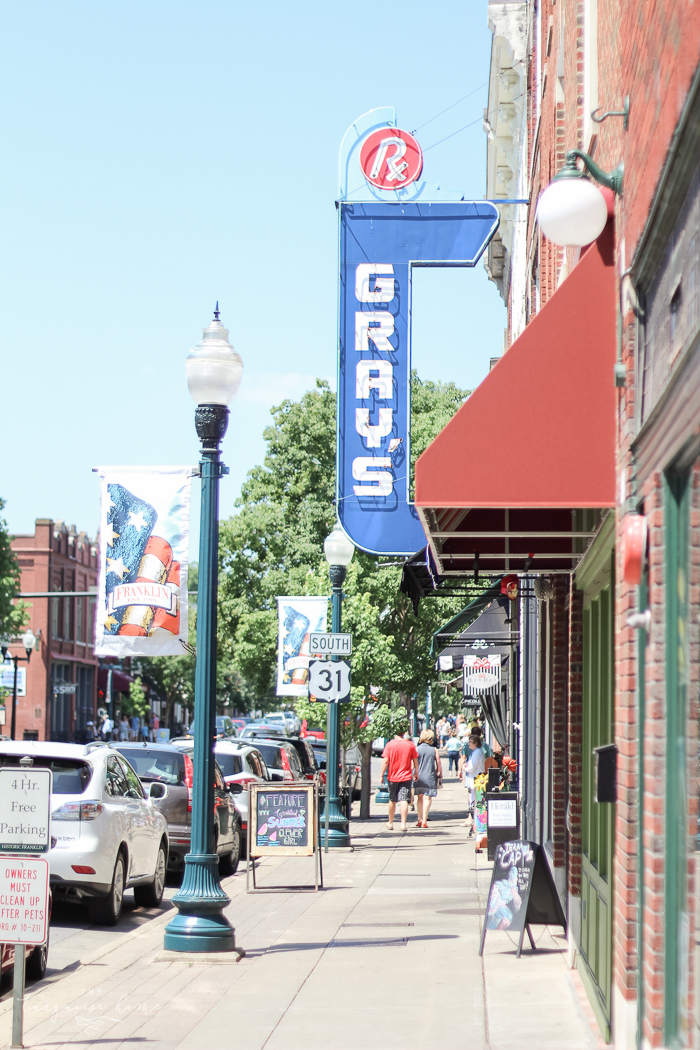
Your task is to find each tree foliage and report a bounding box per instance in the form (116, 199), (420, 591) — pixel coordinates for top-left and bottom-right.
(218, 373), (471, 720)
(0, 498), (30, 642)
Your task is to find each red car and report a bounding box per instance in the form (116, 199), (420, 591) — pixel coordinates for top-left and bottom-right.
(1, 938), (49, 981)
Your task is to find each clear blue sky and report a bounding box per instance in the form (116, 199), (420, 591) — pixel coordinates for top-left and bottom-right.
(0, 1), (505, 554)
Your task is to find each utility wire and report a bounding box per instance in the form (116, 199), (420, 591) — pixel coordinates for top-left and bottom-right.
(411, 82), (488, 135)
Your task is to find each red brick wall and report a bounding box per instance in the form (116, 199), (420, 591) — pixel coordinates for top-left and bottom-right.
(10, 521), (98, 741)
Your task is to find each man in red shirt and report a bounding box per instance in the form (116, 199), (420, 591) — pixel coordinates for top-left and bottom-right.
(380, 731), (419, 831)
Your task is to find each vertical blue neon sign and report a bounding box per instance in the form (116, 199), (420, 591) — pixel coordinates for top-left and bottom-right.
(337, 200), (500, 556)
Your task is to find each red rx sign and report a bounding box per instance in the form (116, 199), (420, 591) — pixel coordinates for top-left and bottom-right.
(359, 128), (423, 191)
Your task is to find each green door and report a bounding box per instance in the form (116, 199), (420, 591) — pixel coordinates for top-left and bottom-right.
(578, 542), (615, 1041)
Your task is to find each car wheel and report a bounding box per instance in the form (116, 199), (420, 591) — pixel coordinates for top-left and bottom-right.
(134, 841), (167, 908)
(89, 851), (125, 926)
(25, 931), (49, 981)
(219, 827), (240, 877)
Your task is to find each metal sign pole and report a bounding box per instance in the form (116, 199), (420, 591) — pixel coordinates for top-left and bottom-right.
(11, 947), (25, 1048)
(324, 704), (331, 854)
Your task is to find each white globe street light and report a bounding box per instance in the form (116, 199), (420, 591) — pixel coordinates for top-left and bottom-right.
(21, 628), (36, 658)
(324, 521), (355, 568)
(537, 150), (623, 248)
(186, 303), (243, 407)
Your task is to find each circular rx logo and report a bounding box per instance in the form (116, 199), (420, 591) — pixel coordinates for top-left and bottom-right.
(359, 127), (423, 191)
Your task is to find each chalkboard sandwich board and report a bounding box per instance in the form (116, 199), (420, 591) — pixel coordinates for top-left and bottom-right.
(479, 840), (566, 958)
(246, 782), (322, 892)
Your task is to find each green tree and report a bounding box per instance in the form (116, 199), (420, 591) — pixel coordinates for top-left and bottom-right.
(0, 498), (29, 642)
(218, 373), (475, 816)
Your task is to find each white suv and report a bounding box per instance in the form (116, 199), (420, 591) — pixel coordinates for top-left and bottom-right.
(211, 741), (270, 840)
(0, 741), (169, 926)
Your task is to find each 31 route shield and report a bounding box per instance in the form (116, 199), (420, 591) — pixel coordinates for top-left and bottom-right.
(308, 659), (351, 703)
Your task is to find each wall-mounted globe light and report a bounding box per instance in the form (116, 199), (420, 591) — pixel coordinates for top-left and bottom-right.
(537, 150), (623, 248)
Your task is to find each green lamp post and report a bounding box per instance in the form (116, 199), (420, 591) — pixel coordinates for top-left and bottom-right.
(164, 305), (242, 953)
(319, 521), (354, 848)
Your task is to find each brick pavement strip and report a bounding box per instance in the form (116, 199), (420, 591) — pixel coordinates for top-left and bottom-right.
(0, 777), (602, 1050)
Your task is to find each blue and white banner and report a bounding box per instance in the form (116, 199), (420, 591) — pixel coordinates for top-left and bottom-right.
(95, 466), (192, 657)
(337, 200), (500, 556)
(276, 597), (328, 697)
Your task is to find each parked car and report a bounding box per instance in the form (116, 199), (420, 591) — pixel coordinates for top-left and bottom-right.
(210, 741), (271, 840)
(247, 739), (305, 782)
(267, 736), (320, 780)
(240, 723), (285, 741)
(113, 742), (241, 879)
(282, 710), (302, 736)
(230, 717), (252, 734)
(0, 741), (168, 926)
(186, 716), (238, 739)
(259, 712), (298, 736)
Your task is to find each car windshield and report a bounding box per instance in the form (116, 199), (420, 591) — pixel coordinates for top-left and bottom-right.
(215, 753), (243, 777)
(252, 743), (283, 769)
(0, 756), (92, 794)
(114, 748), (184, 785)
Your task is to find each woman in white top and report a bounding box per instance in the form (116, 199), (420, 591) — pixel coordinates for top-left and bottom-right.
(459, 735), (486, 824)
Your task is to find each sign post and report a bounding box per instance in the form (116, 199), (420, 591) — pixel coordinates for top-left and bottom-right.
(0, 761), (52, 1048)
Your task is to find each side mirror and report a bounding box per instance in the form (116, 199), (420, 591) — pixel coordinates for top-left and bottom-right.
(149, 782), (168, 800)
(227, 782), (244, 794)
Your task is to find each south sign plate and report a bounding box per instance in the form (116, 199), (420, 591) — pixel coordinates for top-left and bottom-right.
(308, 660), (351, 703)
(0, 768), (52, 854)
(0, 856), (50, 944)
(309, 632), (352, 656)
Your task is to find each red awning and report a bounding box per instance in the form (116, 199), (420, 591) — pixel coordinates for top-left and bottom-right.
(415, 226), (616, 575)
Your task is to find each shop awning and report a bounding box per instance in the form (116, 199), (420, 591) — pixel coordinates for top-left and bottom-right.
(415, 226), (617, 575)
(430, 579), (504, 654)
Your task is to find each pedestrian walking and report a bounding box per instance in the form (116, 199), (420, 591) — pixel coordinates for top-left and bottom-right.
(101, 715), (114, 742)
(446, 729), (461, 773)
(414, 729), (442, 828)
(439, 720), (451, 747)
(380, 728), (419, 832)
(119, 716), (129, 741)
(459, 734), (486, 826)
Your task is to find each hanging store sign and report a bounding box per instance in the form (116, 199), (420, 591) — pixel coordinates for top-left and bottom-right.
(463, 654), (501, 693)
(337, 119), (499, 556)
(95, 467), (192, 657)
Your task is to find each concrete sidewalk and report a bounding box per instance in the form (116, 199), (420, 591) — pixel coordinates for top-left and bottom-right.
(0, 777), (602, 1050)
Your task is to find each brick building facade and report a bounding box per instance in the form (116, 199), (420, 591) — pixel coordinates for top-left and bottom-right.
(478, 1), (700, 1047)
(4, 519), (99, 742)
